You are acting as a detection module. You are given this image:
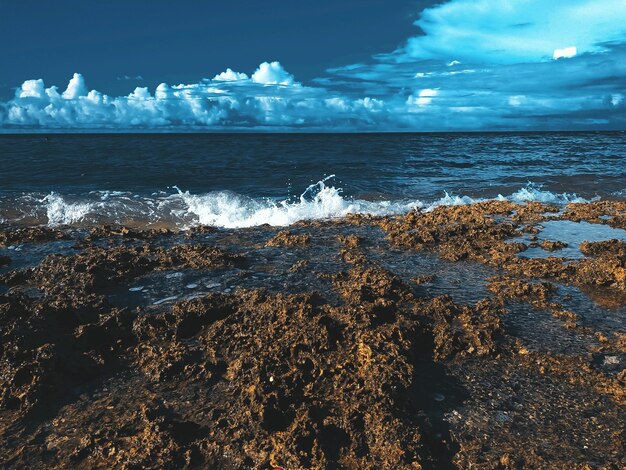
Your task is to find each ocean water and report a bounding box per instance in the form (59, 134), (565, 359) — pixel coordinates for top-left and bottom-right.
(0, 132), (624, 229)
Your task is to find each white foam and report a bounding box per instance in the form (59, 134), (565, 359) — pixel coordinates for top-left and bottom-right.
(503, 184), (590, 204)
(0, 181), (603, 230)
(173, 180), (588, 230)
(42, 193), (93, 225)
(153, 296), (178, 305)
(174, 177), (420, 229)
(428, 191), (477, 209)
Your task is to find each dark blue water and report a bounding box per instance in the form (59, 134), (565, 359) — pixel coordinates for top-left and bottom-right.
(0, 132), (625, 228)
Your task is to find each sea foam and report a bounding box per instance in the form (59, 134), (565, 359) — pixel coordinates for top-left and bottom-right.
(174, 176), (420, 229)
(504, 184), (590, 204)
(43, 193), (94, 225)
(0, 180), (596, 229)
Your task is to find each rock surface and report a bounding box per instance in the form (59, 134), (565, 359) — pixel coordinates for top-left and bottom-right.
(1, 202), (625, 468)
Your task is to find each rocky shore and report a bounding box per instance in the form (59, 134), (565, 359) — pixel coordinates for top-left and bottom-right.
(1, 201), (625, 468)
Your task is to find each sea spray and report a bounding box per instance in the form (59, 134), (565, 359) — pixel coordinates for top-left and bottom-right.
(174, 176), (418, 229)
(504, 183), (591, 204)
(42, 193), (93, 225)
(0, 182), (601, 229)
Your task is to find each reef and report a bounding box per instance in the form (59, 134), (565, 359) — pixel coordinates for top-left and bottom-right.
(0, 201), (625, 469)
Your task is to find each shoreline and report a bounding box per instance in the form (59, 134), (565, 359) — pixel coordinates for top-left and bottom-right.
(1, 200), (625, 468)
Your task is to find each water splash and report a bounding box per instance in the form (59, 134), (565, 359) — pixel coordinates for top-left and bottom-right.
(503, 183), (590, 204)
(174, 176), (418, 229)
(42, 193), (93, 225)
(0, 181), (606, 229)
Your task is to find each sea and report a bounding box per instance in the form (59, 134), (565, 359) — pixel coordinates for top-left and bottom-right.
(1, 132), (625, 229)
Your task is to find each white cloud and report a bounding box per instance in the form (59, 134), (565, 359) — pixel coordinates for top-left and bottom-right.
(399, 0), (626, 64)
(17, 79), (45, 99)
(62, 73), (88, 99)
(2, 1), (626, 132)
(0, 63), (399, 130)
(117, 75), (144, 81)
(251, 61), (295, 86)
(322, 0), (626, 130)
(508, 95), (526, 107)
(553, 46), (577, 60)
(213, 68), (249, 81)
(408, 88), (439, 108)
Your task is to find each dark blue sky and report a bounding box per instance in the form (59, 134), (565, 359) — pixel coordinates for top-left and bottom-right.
(0, 0), (430, 99)
(1, 0), (625, 131)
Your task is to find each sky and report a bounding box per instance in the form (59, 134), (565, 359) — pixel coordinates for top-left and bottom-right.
(1, 0), (625, 131)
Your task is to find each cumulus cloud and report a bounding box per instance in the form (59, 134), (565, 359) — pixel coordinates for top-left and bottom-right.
(0, 62), (398, 130)
(213, 68), (248, 82)
(251, 61), (295, 86)
(16, 79), (46, 99)
(62, 73), (88, 99)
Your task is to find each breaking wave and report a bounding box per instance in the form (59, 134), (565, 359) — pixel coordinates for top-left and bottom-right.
(0, 179), (596, 230)
(503, 184), (591, 204)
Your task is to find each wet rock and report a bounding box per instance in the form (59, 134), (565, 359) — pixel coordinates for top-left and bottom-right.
(338, 248), (368, 266)
(332, 265), (414, 305)
(158, 244), (246, 270)
(412, 275), (435, 285)
(337, 234), (362, 248)
(185, 224), (219, 237)
(0, 227), (71, 247)
(488, 277), (555, 307)
(377, 202), (626, 306)
(87, 225), (173, 241)
(289, 259), (309, 273)
(539, 240), (568, 251)
(561, 201), (626, 228)
(426, 296), (504, 360)
(580, 239), (626, 257)
(266, 230), (311, 247)
(378, 201), (523, 263)
(1, 207), (626, 468)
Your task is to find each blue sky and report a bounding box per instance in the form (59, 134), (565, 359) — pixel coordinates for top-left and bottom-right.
(1, 0), (625, 131)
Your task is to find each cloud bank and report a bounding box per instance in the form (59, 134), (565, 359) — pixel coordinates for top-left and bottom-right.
(1, 0), (625, 131)
(1, 62), (393, 131)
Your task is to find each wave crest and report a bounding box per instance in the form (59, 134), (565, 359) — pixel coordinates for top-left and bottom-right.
(175, 176), (418, 228)
(43, 193), (94, 225)
(0, 181), (597, 229)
